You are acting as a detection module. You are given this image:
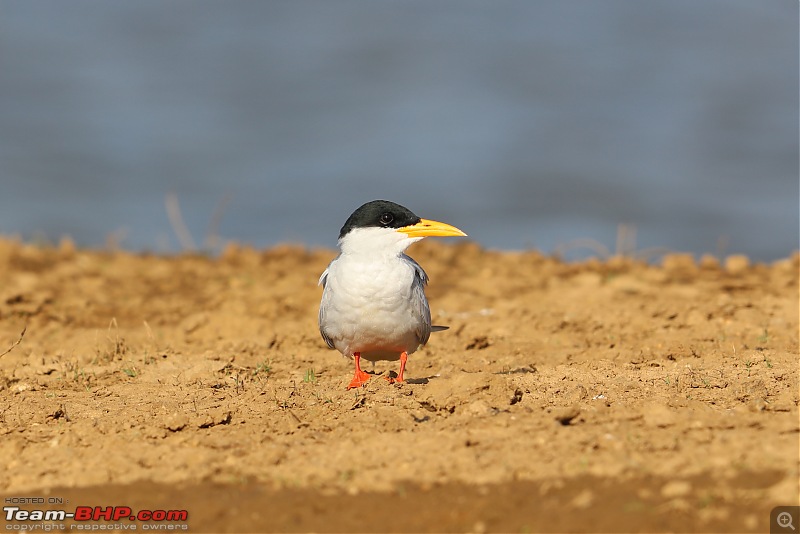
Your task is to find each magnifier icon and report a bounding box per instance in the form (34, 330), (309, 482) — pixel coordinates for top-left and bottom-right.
(778, 511), (796, 531)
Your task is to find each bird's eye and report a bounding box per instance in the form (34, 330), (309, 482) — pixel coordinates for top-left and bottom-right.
(379, 213), (394, 225)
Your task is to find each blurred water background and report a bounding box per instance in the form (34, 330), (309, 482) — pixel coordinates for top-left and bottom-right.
(1, 1), (797, 261)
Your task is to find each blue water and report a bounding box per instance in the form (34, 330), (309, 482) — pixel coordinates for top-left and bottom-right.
(1, 1), (797, 261)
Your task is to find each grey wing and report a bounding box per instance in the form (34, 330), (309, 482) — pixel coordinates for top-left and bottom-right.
(317, 265), (336, 349)
(405, 255), (432, 347)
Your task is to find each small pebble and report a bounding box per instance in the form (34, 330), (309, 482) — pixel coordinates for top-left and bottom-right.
(164, 413), (188, 432)
(699, 254), (720, 270)
(643, 402), (677, 428)
(570, 489), (594, 509)
(552, 405), (580, 425)
(661, 480), (692, 498)
(748, 398), (767, 412)
(471, 521), (487, 534)
(662, 253), (697, 279)
(724, 254), (750, 275)
(565, 384), (588, 404)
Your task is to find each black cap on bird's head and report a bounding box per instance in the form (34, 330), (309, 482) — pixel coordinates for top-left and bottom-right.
(337, 200), (467, 243)
(338, 200), (421, 240)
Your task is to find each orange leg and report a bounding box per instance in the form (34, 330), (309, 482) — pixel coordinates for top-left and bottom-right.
(346, 352), (371, 389)
(395, 351), (408, 383)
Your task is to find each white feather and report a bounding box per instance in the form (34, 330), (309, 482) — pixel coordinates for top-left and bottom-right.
(318, 227), (431, 362)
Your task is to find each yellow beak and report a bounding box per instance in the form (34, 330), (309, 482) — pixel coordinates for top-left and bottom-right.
(397, 218), (467, 238)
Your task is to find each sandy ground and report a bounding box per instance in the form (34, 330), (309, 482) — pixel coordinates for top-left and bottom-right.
(0, 237), (797, 533)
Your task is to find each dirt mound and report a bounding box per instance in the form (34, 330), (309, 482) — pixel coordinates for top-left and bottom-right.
(0, 238), (797, 532)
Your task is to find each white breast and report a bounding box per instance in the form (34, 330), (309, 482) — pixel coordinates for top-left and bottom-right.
(319, 252), (427, 361)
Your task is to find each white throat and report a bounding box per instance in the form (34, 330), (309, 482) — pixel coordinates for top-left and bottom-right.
(338, 227), (423, 257)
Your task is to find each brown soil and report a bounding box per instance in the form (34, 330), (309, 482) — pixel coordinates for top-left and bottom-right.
(0, 238), (798, 533)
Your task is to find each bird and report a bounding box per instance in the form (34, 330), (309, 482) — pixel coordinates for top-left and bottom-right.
(318, 200), (467, 389)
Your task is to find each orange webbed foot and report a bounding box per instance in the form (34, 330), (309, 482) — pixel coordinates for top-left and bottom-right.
(347, 370), (371, 389)
(346, 352), (371, 390)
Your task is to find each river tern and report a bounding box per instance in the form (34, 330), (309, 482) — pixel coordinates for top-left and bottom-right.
(318, 200), (467, 389)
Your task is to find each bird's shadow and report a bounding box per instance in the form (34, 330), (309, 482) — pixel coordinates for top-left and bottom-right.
(405, 375), (438, 385)
(371, 370), (438, 385)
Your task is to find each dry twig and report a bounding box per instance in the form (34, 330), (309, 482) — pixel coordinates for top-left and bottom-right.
(0, 326), (27, 359)
(165, 193), (196, 251)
